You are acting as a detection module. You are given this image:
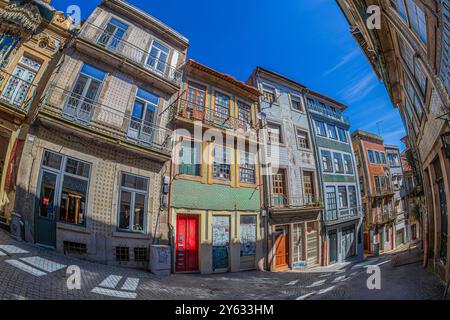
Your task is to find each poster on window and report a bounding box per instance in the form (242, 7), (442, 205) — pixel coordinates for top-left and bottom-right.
(240, 216), (256, 257)
(212, 216), (230, 269)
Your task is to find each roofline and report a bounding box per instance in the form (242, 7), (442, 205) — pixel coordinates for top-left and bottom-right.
(253, 66), (307, 91)
(102, 0), (189, 47)
(384, 144), (400, 149)
(189, 60), (261, 97)
(351, 130), (384, 143)
(306, 89), (348, 111)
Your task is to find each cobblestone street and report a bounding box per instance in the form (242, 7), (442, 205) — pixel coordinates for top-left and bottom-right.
(0, 229), (447, 300)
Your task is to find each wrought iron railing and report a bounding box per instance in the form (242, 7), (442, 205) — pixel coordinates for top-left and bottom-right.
(173, 98), (259, 133)
(41, 84), (173, 155)
(0, 69), (37, 112)
(79, 23), (183, 86)
(325, 206), (362, 222)
(271, 194), (322, 209)
(306, 99), (350, 124)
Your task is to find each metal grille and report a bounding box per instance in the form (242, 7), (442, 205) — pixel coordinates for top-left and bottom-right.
(63, 241), (87, 255)
(115, 246), (130, 262)
(134, 247), (148, 262)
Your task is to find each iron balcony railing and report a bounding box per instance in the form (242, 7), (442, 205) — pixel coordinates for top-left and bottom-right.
(79, 23), (183, 86)
(41, 84), (173, 155)
(306, 99), (350, 124)
(0, 69), (37, 112)
(271, 194), (323, 209)
(173, 98), (259, 133)
(325, 206), (362, 222)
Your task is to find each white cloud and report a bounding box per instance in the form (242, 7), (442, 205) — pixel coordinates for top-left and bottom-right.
(337, 71), (378, 103)
(323, 49), (360, 76)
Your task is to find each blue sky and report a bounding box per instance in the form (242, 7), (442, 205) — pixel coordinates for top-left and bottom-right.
(55, 0), (406, 147)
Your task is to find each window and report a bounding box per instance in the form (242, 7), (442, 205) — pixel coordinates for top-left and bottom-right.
(115, 247), (130, 262)
(0, 33), (19, 62)
(134, 247), (148, 262)
(404, 74), (424, 119)
(337, 127), (348, 142)
(118, 173), (149, 233)
(1, 55), (41, 107)
(315, 120), (326, 137)
(321, 150), (333, 173)
(368, 150), (375, 163)
(267, 123), (282, 144)
(344, 154), (353, 174)
(326, 186), (337, 220)
(237, 101), (252, 128)
(262, 85), (276, 103)
(348, 186), (357, 208)
(272, 169), (287, 207)
(333, 153), (344, 173)
(63, 64), (106, 123)
(303, 171), (315, 199)
(178, 139), (202, 176)
(290, 95), (303, 111)
(146, 40), (170, 73)
(187, 82), (206, 113)
(128, 88), (159, 144)
(338, 186), (348, 208)
(214, 91), (230, 118)
(398, 36), (427, 96)
(390, 0), (408, 22)
(39, 151), (91, 227)
(375, 151), (381, 164)
(213, 146), (231, 180)
(406, 0), (427, 44)
(296, 129), (310, 149)
(327, 124), (338, 140)
(98, 18), (128, 50)
(239, 151), (256, 184)
(381, 152), (387, 164)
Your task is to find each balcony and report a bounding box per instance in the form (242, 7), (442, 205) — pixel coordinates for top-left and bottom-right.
(324, 206), (362, 223)
(374, 187), (394, 197)
(40, 84), (173, 156)
(306, 99), (349, 124)
(79, 23), (183, 87)
(271, 194), (322, 209)
(0, 69), (37, 114)
(172, 98), (259, 136)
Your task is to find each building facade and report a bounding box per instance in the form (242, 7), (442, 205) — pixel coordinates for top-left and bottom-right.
(12, 0), (189, 268)
(352, 131), (396, 254)
(337, 0), (450, 280)
(385, 144), (408, 247)
(0, 0), (73, 226)
(307, 92), (363, 265)
(248, 67), (323, 271)
(169, 60), (263, 274)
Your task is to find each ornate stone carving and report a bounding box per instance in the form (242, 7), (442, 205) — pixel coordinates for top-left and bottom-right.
(0, 2), (43, 34)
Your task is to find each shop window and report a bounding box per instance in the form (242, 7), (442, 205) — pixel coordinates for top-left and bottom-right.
(240, 215), (256, 258)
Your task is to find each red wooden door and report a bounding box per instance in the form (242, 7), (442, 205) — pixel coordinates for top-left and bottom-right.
(274, 226), (289, 270)
(176, 215), (199, 272)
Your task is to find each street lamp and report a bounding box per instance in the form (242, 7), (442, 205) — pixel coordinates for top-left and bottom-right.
(441, 131), (450, 159)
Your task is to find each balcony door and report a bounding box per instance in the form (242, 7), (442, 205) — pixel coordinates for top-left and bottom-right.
(97, 18), (128, 51)
(146, 40), (169, 74)
(63, 64), (106, 123)
(1, 56), (41, 107)
(128, 88), (159, 145)
(186, 82), (206, 120)
(303, 171), (315, 204)
(272, 169), (287, 207)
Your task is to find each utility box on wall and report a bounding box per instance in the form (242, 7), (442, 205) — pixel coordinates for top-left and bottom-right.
(149, 245), (171, 276)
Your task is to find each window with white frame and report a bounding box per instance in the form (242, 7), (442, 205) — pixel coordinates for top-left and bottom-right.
(118, 173), (149, 233)
(348, 186), (357, 208)
(327, 124), (338, 140)
(267, 122), (282, 144)
(213, 145), (231, 180)
(290, 94), (303, 111)
(398, 36), (427, 96)
(344, 154), (353, 174)
(38, 150), (91, 227)
(178, 139), (202, 176)
(333, 153), (344, 173)
(315, 120), (326, 137)
(337, 127), (348, 142)
(338, 186), (348, 208)
(321, 150), (333, 173)
(239, 151), (256, 184)
(296, 129), (310, 149)
(404, 74), (424, 119)
(214, 91), (231, 118)
(146, 40), (170, 73)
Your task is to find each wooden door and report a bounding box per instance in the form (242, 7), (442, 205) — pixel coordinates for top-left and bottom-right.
(274, 226), (289, 270)
(175, 214), (199, 272)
